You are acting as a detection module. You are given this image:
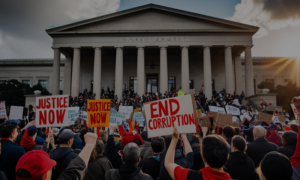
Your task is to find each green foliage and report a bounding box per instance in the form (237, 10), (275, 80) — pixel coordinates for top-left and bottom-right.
(32, 83), (50, 95)
(257, 81), (275, 92)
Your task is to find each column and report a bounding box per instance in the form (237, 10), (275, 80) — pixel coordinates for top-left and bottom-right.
(181, 46), (190, 93)
(137, 46), (145, 96)
(160, 46), (168, 93)
(71, 47), (81, 96)
(51, 48), (60, 95)
(63, 56), (72, 95)
(115, 47), (123, 99)
(234, 56), (243, 94)
(93, 47), (102, 99)
(244, 46), (255, 96)
(203, 46), (212, 99)
(225, 46), (234, 94)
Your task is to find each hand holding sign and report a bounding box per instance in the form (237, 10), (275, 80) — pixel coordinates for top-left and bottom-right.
(172, 127), (179, 139)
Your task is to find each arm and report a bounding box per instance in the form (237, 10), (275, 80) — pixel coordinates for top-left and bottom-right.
(290, 96), (300, 167)
(105, 125), (122, 169)
(165, 127), (180, 180)
(181, 134), (193, 155)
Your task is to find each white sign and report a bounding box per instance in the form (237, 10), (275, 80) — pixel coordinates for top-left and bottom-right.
(109, 111), (126, 126)
(119, 106), (133, 113)
(36, 95), (69, 127)
(0, 101), (7, 119)
(9, 106), (24, 120)
(209, 106), (226, 114)
(291, 104), (299, 125)
(225, 105), (240, 116)
(79, 110), (88, 127)
(67, 107), (79, 126)
(133, 112), (145, 127)
(144, 94), (197, 138)
(232, 99), (241, 106)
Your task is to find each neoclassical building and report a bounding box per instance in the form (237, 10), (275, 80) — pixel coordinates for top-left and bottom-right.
(1, 4), (299, 100)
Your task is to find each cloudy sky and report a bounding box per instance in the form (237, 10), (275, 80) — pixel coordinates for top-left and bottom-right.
(0, 0), (299, 59)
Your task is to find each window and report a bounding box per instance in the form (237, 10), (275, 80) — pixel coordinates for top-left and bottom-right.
(129, 77), (137, 93)
(265, 79), (275, 89)
(168, 77), (176, 91)
(22, 80), (30, 86)
(189, 80), (194, 89)
(38, 80), (47, 89)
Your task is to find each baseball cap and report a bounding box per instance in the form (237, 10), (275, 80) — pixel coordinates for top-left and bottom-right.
(16, 150), (56, 180)
(27, 126), (37, 136)
(58, 129), (75, 141)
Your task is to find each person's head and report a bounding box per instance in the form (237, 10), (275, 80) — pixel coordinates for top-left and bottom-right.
(133, 133), (144, 146)
(151, 137), (165, 155)
(253, 126), (266, 140)
(141, 131), (151, 142)
(290, 124), (298, 133)
(222, 126), (235, 139)
(90, 139), (105, 162)
(80, 127), (88, 142)
(58, 129), (75, 147)
(269, 124), (277, 135)
(234, 128), (240, 135)
(0, 124), (18, 140)
(256, 152), (293, 180)
(122, 142), (140, 165)
(231, 135), (247, 152)
(282, 131), (298, 146)
(200, 134), (229, 169)
(100, 130), (108, 143)
(27, 126), (38, 141)
(120, 132), (134, 147)
(16, 150), (56, 180)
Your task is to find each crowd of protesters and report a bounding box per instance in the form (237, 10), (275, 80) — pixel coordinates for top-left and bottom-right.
(0, 84), (300, 180)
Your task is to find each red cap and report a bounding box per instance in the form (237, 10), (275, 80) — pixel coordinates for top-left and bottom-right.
(284, 126), (292, 132)
(133, 133), (144, 145)
(16, 150), (56, 180)
(121, 132), (134, 147)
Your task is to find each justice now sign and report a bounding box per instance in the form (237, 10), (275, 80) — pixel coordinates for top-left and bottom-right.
(144, 94), (197, 138)
(36, 95), (69, 127)
(87, 99), (111, 128)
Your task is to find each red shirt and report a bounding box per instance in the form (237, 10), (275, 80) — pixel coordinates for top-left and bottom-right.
(174, 166), (231, 180)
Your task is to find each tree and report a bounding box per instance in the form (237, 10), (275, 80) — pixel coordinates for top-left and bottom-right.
(257, 81), (275, 92)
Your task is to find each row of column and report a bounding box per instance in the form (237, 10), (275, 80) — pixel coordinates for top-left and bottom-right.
(52, 46), (255, 99)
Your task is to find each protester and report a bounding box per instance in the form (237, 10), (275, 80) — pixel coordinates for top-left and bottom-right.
(266, 124), (281, 146)
(246, 126), (278, 168)
(139, 137), (165, 180)
(0, 124), (25, 180)
(83, 139), (112, 180)
(278, 131), (298, 158)
(291, 124), (298, 133)
(140, 131), (153, 160)
(49, 129), (78, 180)
(224, 135), (255, 180)
(165, 127), (231, 180)
(222, 126), (235, 152)
(190, 135), (205, 171)
(20, 126), (42, 152)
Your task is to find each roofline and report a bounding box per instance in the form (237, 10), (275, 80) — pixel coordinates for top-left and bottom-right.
(46, 3), (259, 33)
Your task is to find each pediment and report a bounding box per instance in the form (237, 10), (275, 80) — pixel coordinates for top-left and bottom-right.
(47, 4), (258, 34)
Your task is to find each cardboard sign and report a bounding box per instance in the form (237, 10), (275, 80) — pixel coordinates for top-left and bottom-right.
(207, 111), (218, 124)
(133, 112), (146, 127)
(87, 99), (111, 128)
(119, 106), (133, 113)
(291, 104), (299, 125)
(144, 94), (197, 138)
(258, 112), (273, 124)
(36, 95), (69, 127)
(9, 106), (24, 120)
(209, 106), (226, 114)
(110, 110), (126, 126)
(67, 107), (79, 126)
(278, 115), (285, 124)
(216, 113), (232, 127)
(0, 101), (7, 119)
(225, 105), (240, 116)
(198, 116), (211, 128)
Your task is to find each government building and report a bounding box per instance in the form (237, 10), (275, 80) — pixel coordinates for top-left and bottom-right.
(1, 4), (299, 100)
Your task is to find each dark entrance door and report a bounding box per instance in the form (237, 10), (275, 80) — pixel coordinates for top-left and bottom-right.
(147, 74), (158, 93)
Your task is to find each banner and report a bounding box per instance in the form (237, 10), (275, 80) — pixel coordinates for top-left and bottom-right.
(67, 107), (79, 126)
(133, 112), (146, 127)
(144, 94), (197, 138)
(258, 112), (273, 124)
(291, 104), (299, 125)
(109, 110), (126, 126)
(9, 106), (24, 120)
(119, 106), (133, 113)
(0, 101), (7, 119)
(36, 95), (69, 127)
(209, 106), (226, 114)
(87, 99), (111, 128)
(79, 110), (88, 126)
(225, 105), (240, 116)
(232, 116), (240, 127)
(216, 113), (232, 127)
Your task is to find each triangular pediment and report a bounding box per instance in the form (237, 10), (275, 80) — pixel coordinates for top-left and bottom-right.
(47, 4), (259, 34)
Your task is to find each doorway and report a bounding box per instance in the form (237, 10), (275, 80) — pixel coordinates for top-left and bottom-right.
(147, 74), (158, 93)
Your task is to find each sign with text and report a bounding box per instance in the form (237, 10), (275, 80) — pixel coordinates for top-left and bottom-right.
(258, 112), (273, 124)
(291, 104), (299, 125)
(144, 94), (197, 138)
(225, 105), (240, 116)
(209, 106), (226, 114)
(216, 113), (232, 127)
(36, 95), (69, 127)
(87, 99), (111, 128)
(133, 112), (146, 127)
(0, 101), (7, 119)
(109, 110), (126, 126)
(119, 106), (133, 113)
(67, 107), (79, 126)
(9, 106), (24, 120)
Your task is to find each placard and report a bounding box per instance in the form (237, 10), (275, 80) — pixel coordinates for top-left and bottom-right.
(0, 101), (7, 119)
(144, 94), (197, 138)
(87, 99), (111, 128)
(133, 112), (146, 127)
(209, 106), (226, 114)
(9, 106), (24, 120)
(291, 104), (299, 125)
(79, 110), (88, 127)
(67, 107), (79, 126)
(109, 110), (126, 126)
(216, 113), (232, 127)
(258, 112), (273, 124)
(198, 116), (211, 128)
(36, 95), (69, 127)
(225, 105), (240, 116)
(134, 108), (141, 112)
(119, 106), (133, 113)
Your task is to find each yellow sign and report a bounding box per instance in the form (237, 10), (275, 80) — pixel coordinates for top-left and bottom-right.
(87, 99), (111, 128)
(134, 108), (141, 112)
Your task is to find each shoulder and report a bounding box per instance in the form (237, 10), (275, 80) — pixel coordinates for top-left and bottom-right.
(138, 170), (153, 180)
(105, 169), (120, 179)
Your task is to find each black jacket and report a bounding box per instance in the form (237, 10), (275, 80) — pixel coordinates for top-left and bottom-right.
(105, 163), (153, 180)
(246, 138), (278, 167)
(49, 147), (78, 180)
(278, 144), (296, 158)
(105, 135), (122, 169)
(224, 151), (255, 180)
(83, 156), (113, 180)
(138, 157), (160, 180)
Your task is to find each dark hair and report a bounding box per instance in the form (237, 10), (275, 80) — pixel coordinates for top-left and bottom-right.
(232, 135), (247, 152)
(0, 124), (17, 138)
(234, 128), (240, 135)
(201, 134), (229, 168)
(151, 137), (165, 153)
(164, 135), (181, 149)
(223, 126), (235, 138)
(132, 139), (143, 146)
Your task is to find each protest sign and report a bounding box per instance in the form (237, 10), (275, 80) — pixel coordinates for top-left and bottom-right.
(36, 95), (69, 127)
(9, 106), (24, 120)
(291, 104), (299, 125)
(79, 110), (88, 127)
(278, 115), (285, 124)
(110, 110), (125, 126)
(258, 112), (273, 124)
(144, 94), (197, 138)
(198, 116), (211, 128)
(0, 101), (7, 119)
(216, 113), (232, 127)
(119, 106), (133, 113)
(133, 112), (146, 127)
(67, 107), (79, 126)
(87, 99), (111, 128)
(209, 106), (226, 114)
(134, 108), (141, 112)
(225, 105), (240, 116)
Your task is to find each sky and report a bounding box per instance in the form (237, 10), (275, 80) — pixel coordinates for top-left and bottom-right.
(0, 0), (299, 59)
